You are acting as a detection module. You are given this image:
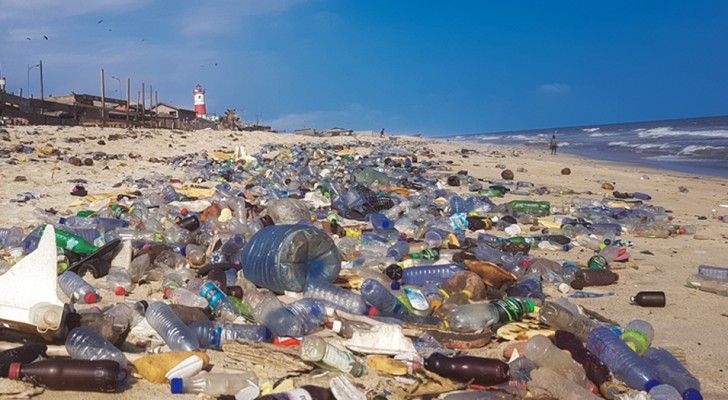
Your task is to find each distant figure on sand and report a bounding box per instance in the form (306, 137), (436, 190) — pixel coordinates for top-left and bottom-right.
(550, 135), (558, 155)
(380, 128), (385, 138)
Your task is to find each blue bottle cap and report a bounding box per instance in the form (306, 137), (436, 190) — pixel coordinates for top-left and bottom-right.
(644, 379), (661, 392)
(391, 281), (401, 290)
(170, 377), (185, 394)
(683, 388), (703, 400)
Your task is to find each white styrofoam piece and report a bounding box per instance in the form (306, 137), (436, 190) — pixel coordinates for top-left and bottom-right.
(343, 323), (416, 355)
(165, 355), (204, 381)
(0, 225), (64, 325)
(110, 239), (133, 269)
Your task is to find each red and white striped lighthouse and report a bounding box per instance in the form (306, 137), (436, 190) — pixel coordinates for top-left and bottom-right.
(193, 84), (207, 119)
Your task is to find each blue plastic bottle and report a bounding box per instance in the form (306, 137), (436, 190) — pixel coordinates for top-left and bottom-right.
(189, 320), (271, 348)
(286, 298), (327, 336)
(367, 213), (394, 230)
(386, 240), (410, 261)
(199, 281), (242, 321)
(304, 279), (370, 315)
(401, 264), (466, 286)
(360, 279), (410, 317)
(586, 326), (661, 392)
(644, 348), (703, 400)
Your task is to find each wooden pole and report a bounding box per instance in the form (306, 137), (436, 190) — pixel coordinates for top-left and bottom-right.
(126, 78), (131, 127)
(141, 83), (145, 126)
(100, 69), (106, 127)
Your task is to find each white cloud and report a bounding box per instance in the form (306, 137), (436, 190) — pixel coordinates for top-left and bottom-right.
(538, 83), (571, 94)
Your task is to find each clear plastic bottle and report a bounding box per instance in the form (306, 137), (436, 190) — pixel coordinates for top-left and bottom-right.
(165, 287), (209, 308)
(697, 264), (728, 281)
(386, 239), (411, 261)
(401, 263), (466, 286)
(367, 213), (394, 230)
(170, 371), (258, 396)
(304, 279), (370, 315)
(525, 335), (592, 390)
(648, 384), (682, 400)
(58, 271), (99, 304)
(286, 298), (327, 336)
(644, 348), (703, 400)
(327, 319), (374, 339)
(685, 274), (728, 296)
(219, 233), (246, 255)
(539, 301), (599, 342)
(105, 267), (133, 296)
(300, 335), (365, 377)
(248, 291), (302, 337)
(528, 368), (601, 400)
(65, 326), (128, 368)
(160, 184), (181, 202)
(242, 225), (342, 293)
(620, 319), (655, 355)
(446, 298), (535, 332)
(189, 320), (271, 349)
(360, 278), (410, 317)
(145, 301), (200, 351)
(587, 326), (661, 391)
(199, 281), (241, 321)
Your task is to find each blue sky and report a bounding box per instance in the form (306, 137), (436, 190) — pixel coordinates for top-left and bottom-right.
(1, 1), (727, 136)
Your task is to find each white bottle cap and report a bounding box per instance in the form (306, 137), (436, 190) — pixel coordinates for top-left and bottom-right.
(331, 320), (343, 333)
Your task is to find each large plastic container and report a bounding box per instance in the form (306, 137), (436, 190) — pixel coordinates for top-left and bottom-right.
(65, 326), (128, 368)
(644, 348), (703, 400)
(587, 326), (661, 392)
(145, 301), (200, 351)
(243, 225), (342, 293)
(58, 271), (99, 304)
(189, 320), (271, 349)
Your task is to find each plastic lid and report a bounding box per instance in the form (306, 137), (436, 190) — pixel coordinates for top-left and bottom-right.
(8, 362), (21, 380)
(644, 379), (661, 392)
(115, 286), (126, 296)
(683, 388), (703, 400)
(390, 281), (401, 290)
(330, 320), (342, 333)
(170, 377), (185, 394)
(84, 292), (98, 304)
(367, 306), (377, 317)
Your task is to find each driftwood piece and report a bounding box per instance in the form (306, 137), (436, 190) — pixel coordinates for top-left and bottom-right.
(222, 339), (312, 382)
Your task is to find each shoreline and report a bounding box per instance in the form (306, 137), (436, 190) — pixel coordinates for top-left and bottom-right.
(1, 126), (727, 399)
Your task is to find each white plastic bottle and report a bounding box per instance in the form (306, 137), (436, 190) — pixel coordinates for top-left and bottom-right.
(300, 335), (365, 377)
(170, 371), (258, 396)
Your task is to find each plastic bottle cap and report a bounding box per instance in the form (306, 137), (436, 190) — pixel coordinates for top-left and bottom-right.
(164, 287), (172, 298)
(390, 281), (401, 290)
(8, 362), (21, 380)
(367, 306), (378, 317)
(683, 388), (703, 400)
(614, 273), (620, 282)
(330, 320), (342, 333)
(115, 286), (126, 296)
(170, 377), (185, 394)
(84, 292), (98, 304)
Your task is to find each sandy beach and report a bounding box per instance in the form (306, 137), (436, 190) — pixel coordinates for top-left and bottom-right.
(1, 125), (727, 399)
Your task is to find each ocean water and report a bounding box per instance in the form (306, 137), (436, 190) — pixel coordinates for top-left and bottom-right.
(448, 115), (728, 178)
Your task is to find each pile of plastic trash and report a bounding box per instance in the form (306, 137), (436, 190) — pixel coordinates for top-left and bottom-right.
(0, 140), (718, 399)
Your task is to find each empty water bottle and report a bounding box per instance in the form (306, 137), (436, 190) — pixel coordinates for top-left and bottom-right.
(58, 271), (99, 304)
(161, 184), (181, 202)
(587, 326), (661, 391)
(286, 297), (327, 336)
(243, 225), (342, 293)
(367, 213), (394, 230)
(165, 287), (209, 308)
(246, 290), (303, 337)
(105, 267), (133, 296)
(528, 368), (601, 400)
(304, 279), (370, 315)
(401, 263), (466, 286)
(65, 326), (128, 368)
(170, 371), (259, 396)
(539, 301), (600, 342)
(648, 384), (683, 400)
(386, 239), (410, 261)
(525, 334), (592, 390)
(620, 319), (654, 355)
(300, 335), (365, 377)
(360, 278), (410, 317)
(697, 264), (728, 281)
(199, 281), (241, 321)
(644, 347), (703, 400)
(103, 301), (147, 328)
(189, 320), (271, 349)
(447, 298), (534, 332)
(145, 301), (200, 351)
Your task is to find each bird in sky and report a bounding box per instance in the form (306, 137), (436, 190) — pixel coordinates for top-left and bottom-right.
(26, 37), (31, 40)
(97, 20), (104, 24)
(43, 35), (48, 40)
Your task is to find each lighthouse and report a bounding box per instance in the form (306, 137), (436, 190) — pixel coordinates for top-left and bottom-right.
(193, 84), (207, 119)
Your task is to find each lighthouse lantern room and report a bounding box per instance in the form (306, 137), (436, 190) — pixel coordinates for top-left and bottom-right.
(193, 84), (207, 119)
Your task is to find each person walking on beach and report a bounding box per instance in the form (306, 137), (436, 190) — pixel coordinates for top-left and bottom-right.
(549, 135), (558, 155)
(380, 128), (385, 138)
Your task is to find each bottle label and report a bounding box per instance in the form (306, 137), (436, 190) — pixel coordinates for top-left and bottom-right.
(404, 287), (430, 311)
(321, 344), (356, 374)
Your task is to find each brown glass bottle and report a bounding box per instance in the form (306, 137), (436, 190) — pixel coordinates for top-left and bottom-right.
(423, 352), (509, 386)
(256, 385), (335, 400)
(570, 269), (619, 290)
(9, 359), (125, 392)
(631, 291), (666, 307)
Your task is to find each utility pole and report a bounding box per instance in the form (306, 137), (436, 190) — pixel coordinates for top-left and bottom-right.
(126, 78), (131, 127)
(100, 68), (106, 127)
(141, 83), (145, 126)
(39, 60), (44, 117)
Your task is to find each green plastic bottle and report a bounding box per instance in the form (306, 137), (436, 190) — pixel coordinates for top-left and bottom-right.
(40, 225), (99, 255)
(508, 200), (551, 216)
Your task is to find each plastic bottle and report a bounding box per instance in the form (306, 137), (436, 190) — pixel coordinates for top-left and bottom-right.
(505, 278), (544, 301)
(644, 348), (703, 400)
(423, 352), (509, 386)
(697, 265), (728, 281)
(649, 384), (683, 400)
(242, 225), (342, 293)
(360, 278), (410, 317)
(587, 326), (661, 391)
(507, 200), (551, 216)
(620, 319), (655, 355)
(367, 213), (394, 230)
(570, 269), (619, 290)
(65, 326), (128, 368)
(539, 302), (599, 342)
(553, 330), (614, 396)
(631, 291), (666, 307)
(189, 320), (271, 349)
(401, 263), (466, 286)
(58, 271), (100, 304)
(28, 302), (64, 333)
(327, 319), (374, 339)
(41, 224), (99, 255)
(304, 279), (370, 315)
(170, 371), (258, 396)
(246, 291), (302, 337)
(199, 281), (241, 321)
(9, 359), (126, 392)
(446, 298), (535, 333)
(286, 298), (328, 336)
(525, 335), (592, 389)
(161, 184), (181, 202)
(145, 301), (200, 351)
(685, 274), (728, 297)
(528, 368), (601, 400)
(105, 267), (133, 296)
(300, 335), (365, 377)
(386, 239), (411, 261)
(257, 385), (335, 400)
(165, 287), (209, 308)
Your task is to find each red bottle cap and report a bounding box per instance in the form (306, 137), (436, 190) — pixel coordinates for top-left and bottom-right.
(84, 292), (98, 304)
(614, 273), (620, 282)
(181, 208), (188, 216)
(8, 362), (21, 380)
(115, 287), (126, 296)
(163, 287), (172, 298)
(367, 306), (378, 317)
